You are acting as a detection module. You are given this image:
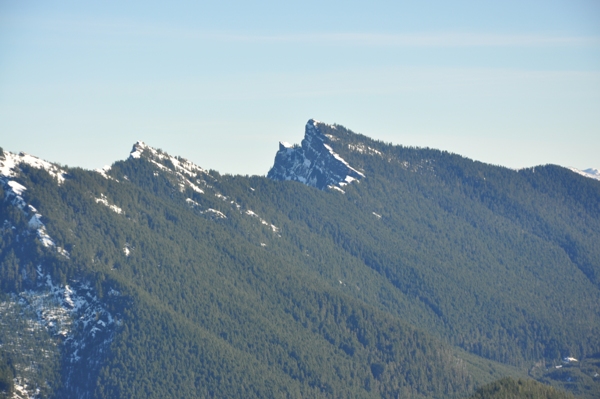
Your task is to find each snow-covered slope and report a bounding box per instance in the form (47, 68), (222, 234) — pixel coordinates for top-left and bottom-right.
(0, 151), (70, 257)
(0, 151), (67, 184)
(267, 119), (365, 190)
(0, 149), (119, 399)
(0, 273), (119, 399)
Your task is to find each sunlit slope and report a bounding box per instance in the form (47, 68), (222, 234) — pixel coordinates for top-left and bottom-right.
(1, 122), (599, 399)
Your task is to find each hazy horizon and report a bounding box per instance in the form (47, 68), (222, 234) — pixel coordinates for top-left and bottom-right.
(1, 1), (599, 175)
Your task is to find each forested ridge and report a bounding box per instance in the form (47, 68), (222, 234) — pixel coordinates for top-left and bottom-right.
(0, 122), (598, 398)
(468, 377), (576, 399)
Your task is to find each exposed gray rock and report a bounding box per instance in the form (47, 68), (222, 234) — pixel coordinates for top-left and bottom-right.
(267, 119), (364, 190)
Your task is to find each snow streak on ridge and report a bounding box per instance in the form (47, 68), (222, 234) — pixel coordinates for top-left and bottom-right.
(0, 151), (69, 257)
(0, 151), (67, 184)
(131, 141), (281, 233)
(267, 119), (365, 190)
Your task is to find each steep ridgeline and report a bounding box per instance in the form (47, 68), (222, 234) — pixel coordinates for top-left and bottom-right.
(267, 119), (364, 190)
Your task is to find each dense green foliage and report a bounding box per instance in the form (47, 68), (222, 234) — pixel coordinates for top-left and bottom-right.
(469, 377), (575, 399)
(0, 352), (15, 398)
(0, 294), (61, 398)
(1, 123), (599, 398)
(317, 124), (600, 365)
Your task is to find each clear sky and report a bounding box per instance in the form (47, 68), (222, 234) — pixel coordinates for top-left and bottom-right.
(1, 0), (599, 175)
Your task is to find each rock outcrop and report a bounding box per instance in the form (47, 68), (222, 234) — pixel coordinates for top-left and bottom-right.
(267, 119), (364, 190)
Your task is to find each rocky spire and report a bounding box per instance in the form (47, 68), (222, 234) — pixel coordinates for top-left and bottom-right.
(267, 119), (364, 190)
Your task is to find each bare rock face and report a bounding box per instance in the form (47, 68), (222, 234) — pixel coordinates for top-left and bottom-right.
(267, 119), (364, 190)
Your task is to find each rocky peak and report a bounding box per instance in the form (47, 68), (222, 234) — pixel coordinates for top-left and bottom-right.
(267, 119), (364, 190)
(126, 141), (209, 195)
(128, 141), (208, 177)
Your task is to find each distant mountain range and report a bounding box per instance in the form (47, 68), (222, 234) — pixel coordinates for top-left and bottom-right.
(1, 120), (599, 399)
(568, 167), (600, 181)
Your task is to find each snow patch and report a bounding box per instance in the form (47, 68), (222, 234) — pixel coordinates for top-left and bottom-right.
(95, 194), (123, 214)
(206, 208), (227, 219)
(328, 185), (345, 194)
(57, 247), (70, 259)
(2, 268), (120, 398)
(37, 229), (56, 248)
(95, 165), (117, 181)
(129, 141), (146, 159)
(0, 150), (67, 184)
(322, 143), (365, 178)
(28, 213), (44, 230)
(347, 143), (382, 156)
(188, 182), (204, 194)
(185, 198), (200, 207)
(245, 210), (279, 232)
(7, 180), (26, 196)
(149, 159), (169, 171)
(12, 379), (39, 399)
(0, 173), (66, 255)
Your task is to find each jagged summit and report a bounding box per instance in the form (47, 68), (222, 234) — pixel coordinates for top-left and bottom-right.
(0, 149), (67, 183)
(267, 119), (365, 190)
(123, 140), (209, 194)
(128, 140), (208, 177)
(129, 140), (149, 159)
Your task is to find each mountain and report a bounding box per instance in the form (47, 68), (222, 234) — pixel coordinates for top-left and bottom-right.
(267, 119), (365, 190)
(1, 121), (599, 399)
(568, 167), (600, 182)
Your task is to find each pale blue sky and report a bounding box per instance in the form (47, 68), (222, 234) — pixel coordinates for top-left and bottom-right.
(1, 1), (599, 175)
